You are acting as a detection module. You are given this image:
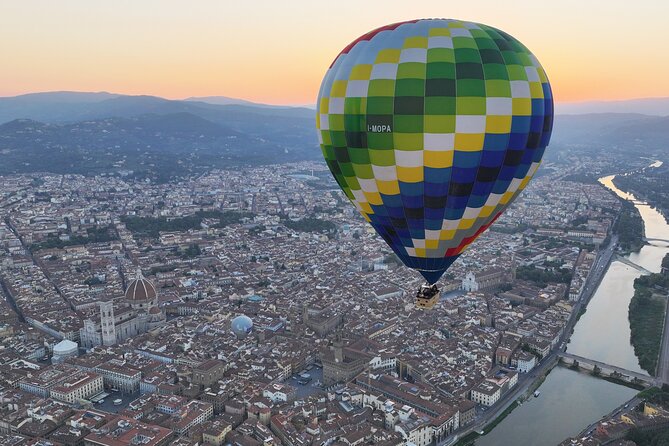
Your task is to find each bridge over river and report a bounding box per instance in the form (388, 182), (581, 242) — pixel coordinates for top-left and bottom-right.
(613, 254), (652, 274)
(558, 352), (664, 387)
(644, 237), (669, 244)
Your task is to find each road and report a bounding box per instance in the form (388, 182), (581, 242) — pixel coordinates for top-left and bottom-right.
(558, 234), (618, 349)
(576, 396), (643, 438)
(656, 298), (669, 383)
(0, 278), (25, 322)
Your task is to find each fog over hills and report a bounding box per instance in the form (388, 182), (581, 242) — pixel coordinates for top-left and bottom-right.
(551, 114), (669, 149)
(0, 92), (319, 180)
(185, 95), (287, 108)
(0, 92), (314, 123)
(556, 97), (669, 116)
(0, 91), (667, 181)
(0, 91), (121, 123)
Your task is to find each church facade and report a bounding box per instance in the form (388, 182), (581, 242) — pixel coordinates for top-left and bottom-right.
(80, 271), (166, 349)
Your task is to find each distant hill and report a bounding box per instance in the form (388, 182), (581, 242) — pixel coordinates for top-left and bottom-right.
(185, 95), (285, 108)
(551, 113), (652, 145)
(610, 115), (669, 149)
(0, 91), (667, 181)
(3, 91), (119, 103)
(556, 97), (669, 116)
(0, 92), (318, 180)
(0, 110), (319, 181)
(0, 91), (120, 123)
(0, 91), (314, 124)
(551, 113), (669, 148)
(542, 113), (669, 168)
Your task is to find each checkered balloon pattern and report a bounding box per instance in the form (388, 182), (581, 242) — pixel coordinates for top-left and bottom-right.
(317, 19), (553, 284)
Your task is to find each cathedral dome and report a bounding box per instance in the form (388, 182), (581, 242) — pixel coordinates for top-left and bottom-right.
(125, 270), (157, 303)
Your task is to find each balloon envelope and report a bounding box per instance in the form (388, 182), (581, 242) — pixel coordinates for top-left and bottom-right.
(231, 315), (253, 339)
(317, 19), (553, 284)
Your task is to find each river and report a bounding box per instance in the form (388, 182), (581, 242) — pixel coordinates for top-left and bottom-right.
(475, 367), (638, 446)
(476, 161), (669, 446)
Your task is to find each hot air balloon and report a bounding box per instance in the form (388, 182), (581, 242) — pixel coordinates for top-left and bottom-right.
(231, 315), (253, 339)
(317, 19), (553, 308)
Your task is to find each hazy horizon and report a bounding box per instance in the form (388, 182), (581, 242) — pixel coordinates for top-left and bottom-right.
(2, 90), (669, 116)
(2, 0), (669, 105)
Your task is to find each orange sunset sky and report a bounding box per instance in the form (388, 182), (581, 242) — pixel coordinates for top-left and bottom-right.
(1, 0), (668, 105)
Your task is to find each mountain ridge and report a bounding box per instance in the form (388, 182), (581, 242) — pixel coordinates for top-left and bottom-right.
(1, 92), (667, 182)
(555, 97), (669, 116)
(0, 91), (312, 124)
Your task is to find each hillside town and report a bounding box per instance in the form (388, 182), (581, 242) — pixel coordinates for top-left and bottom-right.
(0, 161), (637, 446)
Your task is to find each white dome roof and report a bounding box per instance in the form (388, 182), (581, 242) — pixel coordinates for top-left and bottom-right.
(53, 339), (78, 355)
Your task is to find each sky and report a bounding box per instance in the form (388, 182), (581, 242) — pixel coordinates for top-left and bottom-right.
(1, 0), (668, 105)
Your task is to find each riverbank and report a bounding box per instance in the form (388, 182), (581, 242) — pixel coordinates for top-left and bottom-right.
(453, 367), (554, 446)
(614, 200), (646, 253)
(474, 366), (638, 446)
(475, 166), (668, 445)
(454, 236), (618, 444)
(612, 162), (669, 226)
(442, 353), (559, 446)
(629, 254), (669, 374)
(452, 401), (520, 446)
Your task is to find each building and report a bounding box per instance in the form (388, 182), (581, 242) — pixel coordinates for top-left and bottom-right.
(322, 337), (370, 386)
(486, 368), (519, 393)
(201, 420), (232, 446)
(83, 416), (172, 446)
(153, 396), (214, 435)
(79, 271), (166, 349)
(458, 400), (477, 427)
(461, 266), (514, 292)
(395, 416), (434, 446)
(94, 360), (141, 394)
(52, 339), (78, 364)
(354, 374), (459, 444)
(262, 383), (297, 403)
(470, 381), (502, 407)
(192, 359), (227, 387)
(50, 372), (103, 404)
(356, 374), (457, 422)
(527, 337), (551, 359)
(511, 351), (537, 373)
(19, 365), (73, 398)
(495, 333), (523, 366)
(303, 305), (342, 336)
(369, 354), (397, 372)
(372, 286), (404, 300)
(100, 300), (116, 346)
(170, 400), (214, 435)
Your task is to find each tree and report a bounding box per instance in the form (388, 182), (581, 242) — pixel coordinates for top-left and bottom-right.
(181, 244), (201, 259)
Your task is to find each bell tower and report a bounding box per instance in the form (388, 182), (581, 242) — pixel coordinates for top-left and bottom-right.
(333, 333), (344, 363)
(100, 301), (116, 346)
